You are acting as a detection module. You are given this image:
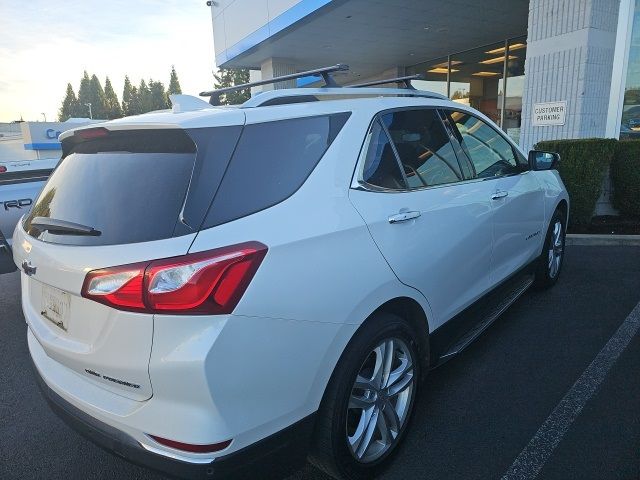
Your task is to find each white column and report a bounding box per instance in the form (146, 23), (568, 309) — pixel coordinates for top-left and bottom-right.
(260, 58), (297, 91)
(520, 0), (621, 151)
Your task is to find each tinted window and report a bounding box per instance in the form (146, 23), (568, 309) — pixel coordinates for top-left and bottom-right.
(203, 113), (350, 228)
(360, 120), (407, 190)
(180, 126), (242, 231)
(24, 129), (196, 246)
(447, 110), (520, 178)
(381, 109), (463, 188)
(437, 109), (475, 179)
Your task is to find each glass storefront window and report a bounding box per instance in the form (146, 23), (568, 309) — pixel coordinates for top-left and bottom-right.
(502, 36), (527, 144)
(449, 41), (505, 124)
(620, 0), (640, 139)
(407, 36), (528, 144)
(411, 56), (449, 97)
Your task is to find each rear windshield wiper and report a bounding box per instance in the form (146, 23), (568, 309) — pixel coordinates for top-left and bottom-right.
(30, 217), (102, 236)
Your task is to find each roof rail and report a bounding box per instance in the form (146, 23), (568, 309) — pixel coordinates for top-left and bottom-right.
(241, 87), (448, 108)
(350, 74), (425, 90)
(200, 64), (349, 106)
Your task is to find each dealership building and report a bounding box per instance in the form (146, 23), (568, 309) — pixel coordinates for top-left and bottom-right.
(209, 0), (640, 150)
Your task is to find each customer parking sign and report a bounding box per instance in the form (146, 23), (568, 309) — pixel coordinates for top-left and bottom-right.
(533, 101), (567, 126)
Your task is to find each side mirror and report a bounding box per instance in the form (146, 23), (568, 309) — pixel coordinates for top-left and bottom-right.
(528, 150), (560, 171)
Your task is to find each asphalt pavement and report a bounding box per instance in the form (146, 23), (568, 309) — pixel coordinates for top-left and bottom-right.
(1, 246), (639, 480)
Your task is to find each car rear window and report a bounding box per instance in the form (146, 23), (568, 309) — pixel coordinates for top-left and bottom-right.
(23, 129), (197, 246)
(202, 112), (350, 228)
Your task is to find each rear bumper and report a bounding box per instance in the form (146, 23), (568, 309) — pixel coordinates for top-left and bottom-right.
(32, 361), (316, 479)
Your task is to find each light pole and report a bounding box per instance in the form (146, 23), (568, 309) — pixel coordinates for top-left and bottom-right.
(85, 102), (92, 119)
(41, 113), (46, 122)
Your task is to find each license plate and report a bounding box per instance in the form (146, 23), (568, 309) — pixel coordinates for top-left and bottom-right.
(41, 285), (71, 331)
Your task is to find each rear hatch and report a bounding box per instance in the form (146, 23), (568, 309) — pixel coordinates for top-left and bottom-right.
(14, 126), (218, 401)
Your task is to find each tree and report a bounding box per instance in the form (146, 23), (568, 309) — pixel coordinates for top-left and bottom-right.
(128, 86), (142, 116)
(88, 74), (107, 119)
(60, 69), (184, 120)
(77, 71), (92, 118)
(451, 89), (470, 100)
(168, 65), (182, 95)
(138, 79), (153, 113)
(122, 75), (134, 116)
(103, 77), (122, 119)
(58, 83), (80, 121)
(148, 80), (169, 110)
(212, 68), (250, 105)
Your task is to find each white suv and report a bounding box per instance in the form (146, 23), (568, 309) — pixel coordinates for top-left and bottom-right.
(14, 68), (568, 480)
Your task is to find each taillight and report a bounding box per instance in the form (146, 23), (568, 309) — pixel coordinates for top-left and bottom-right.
(0, 166), (6, 173)
(81, 242), (267, 314)
(84, 264), (147, 310)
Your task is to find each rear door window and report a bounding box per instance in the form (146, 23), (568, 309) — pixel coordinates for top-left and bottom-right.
(360, 119), (407, 190)
(381, 109), (464, 188)
(203, 113), (350, 228)
(24, 129), (197, 246)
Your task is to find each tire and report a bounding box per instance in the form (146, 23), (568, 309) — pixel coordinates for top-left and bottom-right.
(309, 312), (421, 480)
(534, 208), (566, 289)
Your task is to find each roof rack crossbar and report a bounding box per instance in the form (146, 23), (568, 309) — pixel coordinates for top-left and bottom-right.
(200, 64), (349, 105)
(351, 74), (424, 90)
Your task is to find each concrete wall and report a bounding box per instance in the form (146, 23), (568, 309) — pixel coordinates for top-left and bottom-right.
(520, 0), (621, 151)
(210, 0), (305, 65)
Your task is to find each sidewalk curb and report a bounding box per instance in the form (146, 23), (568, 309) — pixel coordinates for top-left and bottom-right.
(566, 234), (640, 246)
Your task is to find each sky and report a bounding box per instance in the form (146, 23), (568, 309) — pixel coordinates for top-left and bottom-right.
(0, 0), (216, 122)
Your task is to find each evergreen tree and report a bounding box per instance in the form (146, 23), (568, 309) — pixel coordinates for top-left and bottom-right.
(103, 77), (122, 119)
(128, 86), (142, 115)
(58, 83), (80, 121)
(138, 79), (153, 113)
(77, 71), (92, 118)
(168, 65), (182, 95)
(122, 75), (134, 116)
(148, 80), (169, 110)
(212, 68), (250, 105)
(88, 74), (107, 119)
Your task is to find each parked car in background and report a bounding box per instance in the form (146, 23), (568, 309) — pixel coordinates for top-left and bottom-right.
(0, 158), (57, 273)
(12, 69), (568, 480)
(620, 123), (640, 139)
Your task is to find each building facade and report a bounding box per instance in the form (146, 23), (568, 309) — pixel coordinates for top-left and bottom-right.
(0, 120), (97, 164)
(209, 0), (640, 151)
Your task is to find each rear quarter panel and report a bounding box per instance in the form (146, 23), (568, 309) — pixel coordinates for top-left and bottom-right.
(182, 104), (433, 435)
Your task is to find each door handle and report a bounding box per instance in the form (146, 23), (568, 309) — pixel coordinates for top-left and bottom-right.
(388, 211), (421, 224)
(491, 191), (509, 200)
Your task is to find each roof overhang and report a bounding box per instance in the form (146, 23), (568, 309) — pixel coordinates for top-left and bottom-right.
(218, 0), (529, 82)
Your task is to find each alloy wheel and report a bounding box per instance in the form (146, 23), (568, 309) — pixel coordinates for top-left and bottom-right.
(346, 337), (415, 463)
(548, 220), (564, 278)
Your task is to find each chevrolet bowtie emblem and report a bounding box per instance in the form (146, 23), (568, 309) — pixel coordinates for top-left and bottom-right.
(22, 260), (37, 276)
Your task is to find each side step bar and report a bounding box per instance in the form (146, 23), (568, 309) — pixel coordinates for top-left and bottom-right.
(432, 271), (535, 367)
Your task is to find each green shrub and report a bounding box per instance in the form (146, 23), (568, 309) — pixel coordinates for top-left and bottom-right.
(612, 140), (640, 216)
(535, 138), (617, 226)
